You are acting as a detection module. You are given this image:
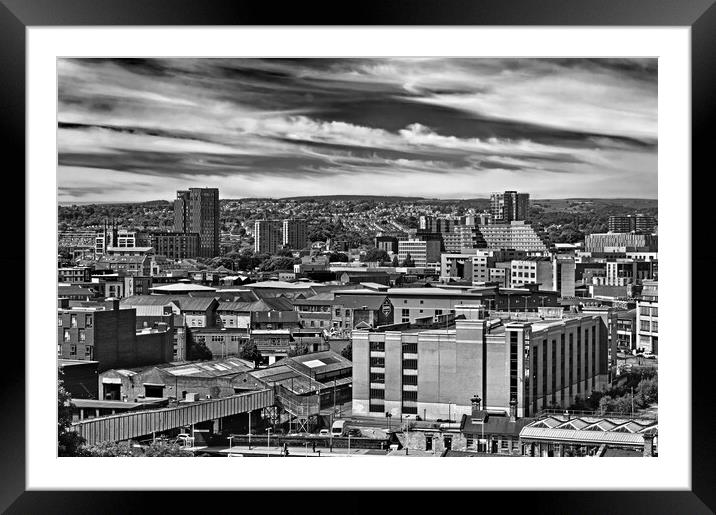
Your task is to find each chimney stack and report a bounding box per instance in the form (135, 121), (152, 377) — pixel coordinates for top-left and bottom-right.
(470, 394), (482, 417)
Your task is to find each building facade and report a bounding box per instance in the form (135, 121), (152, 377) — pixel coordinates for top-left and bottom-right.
(254, 220), (283, 255)
(490, 191), (530, 223)
(636, 280), (658, 354)
(282, 219), (309, 250)
(149, 232), (200, 259)
(174, 188), (220, 258)
(352, 310), (609, 421)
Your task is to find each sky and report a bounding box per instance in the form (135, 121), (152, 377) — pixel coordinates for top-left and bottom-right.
(57, 58), (657, 203)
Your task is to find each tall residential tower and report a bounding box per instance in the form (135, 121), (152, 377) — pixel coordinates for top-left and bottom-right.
(174, 188), (220, 258)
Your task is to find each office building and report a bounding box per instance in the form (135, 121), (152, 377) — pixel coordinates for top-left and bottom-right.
(584, 233), (658, 253)
(510, 258), (553, 289)
(490, 191), (530, 223)
(352, 308), (609, 420)
(375, 235), (399, 254)
(419, 216), (458, 234)
(254, 220), (283, 255)
(174, 188), (220, 258)
(149, 232), (200, 259)
(552, 258), (576, 297)
(282, 219), (309, 250)
(636, 280), (658, 354)
(608, 215), (657, 234)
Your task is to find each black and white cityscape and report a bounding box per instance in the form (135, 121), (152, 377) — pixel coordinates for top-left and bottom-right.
(57, 58), (658, 458)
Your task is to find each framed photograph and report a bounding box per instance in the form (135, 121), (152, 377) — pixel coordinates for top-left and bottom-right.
(4, 0), (713, 512)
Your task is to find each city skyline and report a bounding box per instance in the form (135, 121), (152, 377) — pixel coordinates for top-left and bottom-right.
(58, 58), (657, 203)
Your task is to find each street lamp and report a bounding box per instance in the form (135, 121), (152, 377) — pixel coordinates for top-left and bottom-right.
(385, 412), (392, 432)
(266, 428), (272, 457)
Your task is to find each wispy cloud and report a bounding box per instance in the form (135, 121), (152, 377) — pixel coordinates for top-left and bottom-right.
(58, 58), (657, 202)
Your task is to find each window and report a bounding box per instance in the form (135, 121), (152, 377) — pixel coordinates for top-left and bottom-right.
(78, 329), (86, 342)
(70, 314), (77, 328)
(369, 402), (385, 413)
(85, 346), (93, 359)
(402, 359), (418, 370)
(144, 385), (164, 398)
(85, 315), (92, 327)
(370, 357), (385, 367)
(402, 390), (417, 401)
(651, 321), (658, 333)
(345, 309), (351, 316)
(370, 372), (385, 383)
(402, 342), (418, 354)
(58, 316), (63, 327)
(402, 309), (409, 317)
(369, 388), (385, 400)
(69, 344), (77, 356)
(63, 329), (71, 342)
(370, 341), (385, 352)
(211, 335), (224, 342)
(335, 308), (341, 317)
(640, 320), (650, 332)
(402, 374), (418, 385)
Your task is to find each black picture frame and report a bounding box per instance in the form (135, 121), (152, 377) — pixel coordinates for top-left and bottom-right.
(2, 0), (713, 512)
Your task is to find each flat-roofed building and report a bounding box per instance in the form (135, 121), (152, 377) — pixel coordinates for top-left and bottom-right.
(584, 233), (658, 253)
(282, 219), (309, 250)
(636, 280), (658, 354)
(352, 310), (608, 421)
(149, 232), (200, 259)
(254, 220), (283, 255)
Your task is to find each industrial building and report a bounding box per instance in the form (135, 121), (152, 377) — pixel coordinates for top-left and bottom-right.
(352, 306), (609, 421)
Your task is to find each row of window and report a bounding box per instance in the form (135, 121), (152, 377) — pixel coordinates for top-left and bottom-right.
(62, 328), (87, 342)
(59, 314), (93, 328)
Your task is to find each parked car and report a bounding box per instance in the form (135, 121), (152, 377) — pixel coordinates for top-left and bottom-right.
(347, 428), (362, 437)
(318, 429), (330, 436)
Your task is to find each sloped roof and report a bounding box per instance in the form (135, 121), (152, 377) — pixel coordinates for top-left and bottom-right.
(162, 358), (254, 378)
(295, 292), (335, 305)
(519, 427), (645, 446)
(150, 283), (216, 292)
(336, 294), (388, 310)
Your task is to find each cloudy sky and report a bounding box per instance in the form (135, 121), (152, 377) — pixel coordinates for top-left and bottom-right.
(57, 58), (657, 203)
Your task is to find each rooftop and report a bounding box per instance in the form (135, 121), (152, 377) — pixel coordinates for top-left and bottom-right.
(149, 283), (217, 293)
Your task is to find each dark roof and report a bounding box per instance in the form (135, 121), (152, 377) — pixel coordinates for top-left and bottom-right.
(295, 293), (335, 305)
(172, 297), (218, 312)
(335, 294), (388, 310)
(261, 296), (295, 311)
(461, 414), (534, 436)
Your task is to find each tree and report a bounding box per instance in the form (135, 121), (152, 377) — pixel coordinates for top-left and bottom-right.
(239, 341), (261, 366)
(83, 441), (136, 457)
(188, 339), (212, 361)
(258, 256), (295, 272)
(143, 440), (193, 457)
(361, 247), (390, 264)
(401, 253), (415, 267)
(340, 342), (352, 361)
(391, 255), (399, 267)
(58, 371), (86, 457)
(288, 342), (310, 357)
